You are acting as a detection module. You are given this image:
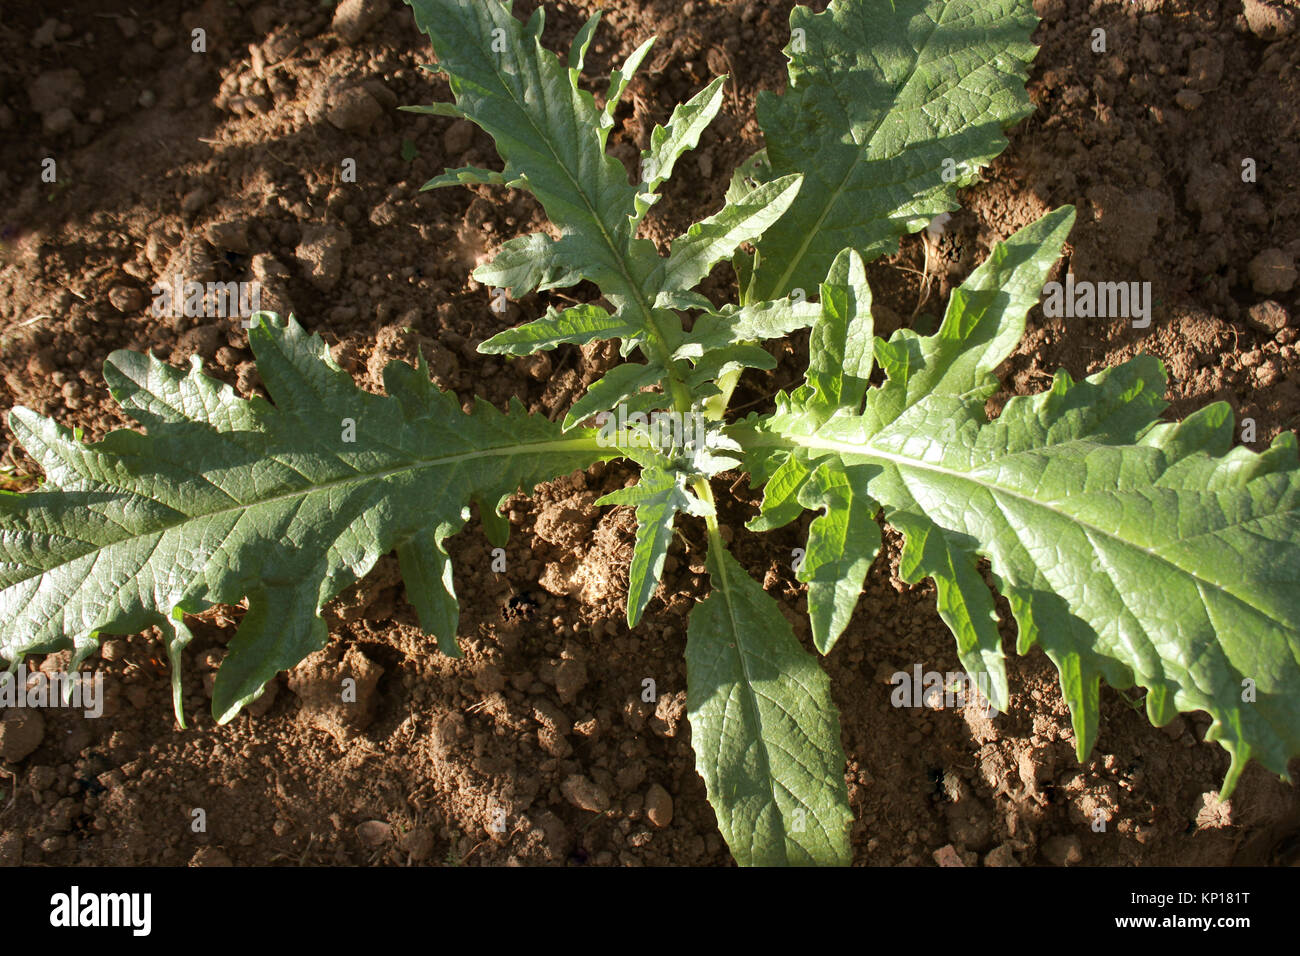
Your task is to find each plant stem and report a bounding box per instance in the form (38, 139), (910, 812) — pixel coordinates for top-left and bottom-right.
(700, 275), (756, 421)
(704, 366), (744, 421)
(692, 475), (724, 546)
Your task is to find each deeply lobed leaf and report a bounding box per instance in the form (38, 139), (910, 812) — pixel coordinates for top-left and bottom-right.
(0, 315), (608, 724)
(746, 0), (1040, 300)
(405, 0), (804, 414)
(741, 207), (1300, 794)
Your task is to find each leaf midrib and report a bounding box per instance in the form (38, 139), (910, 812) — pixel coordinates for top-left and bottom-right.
(760, 1), (949, 300)
(706, 546), (787, 865)
(474, 19), (691, 406)
(787, 432), (1295, 632)
(4, 435), (600, 590)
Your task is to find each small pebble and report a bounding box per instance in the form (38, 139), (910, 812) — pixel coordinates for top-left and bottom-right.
(645, 783), (674, 828)
(355, 820), (392, 846)
(1248, 248), (1296, 295)
(561, 774), (610, 813)
(400, 827), (436, 861)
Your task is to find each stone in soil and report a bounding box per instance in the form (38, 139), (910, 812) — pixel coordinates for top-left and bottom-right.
(561, 774), (610, 813)
(332, 0), (390, 45)
(932, 844), (965, 867)
(205, 219), (251, 254)
(26, 68), (84, 115)
(1247, 300), (1289, 335)
(1247, 248), (1296, 295)
(286, 644), (383, 742)
(1241, 0), (1295, 38)
(645, 783), (673, 828)
(294, 224), (351, 292)
(326, 86), (383, 133)
(400, 826), (436, 861)
(108, 285), (146, 313)
(355, 820), (392, 846)
(983, 843), (1020, 867)
(0, 709), (45, 762)
(1041, 834), (1083, 866)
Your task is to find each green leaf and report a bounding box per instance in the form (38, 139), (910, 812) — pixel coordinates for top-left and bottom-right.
(567, 10), (601, 74)
(654, 289), (717, 314)
(0, 315), (607, 725)
(601, 36), (656, 145)
(740, 246), (879, 652)
(676, 296), (822, 353)
(748, 208), (1300, 793)
(395, 522), (463, 658)
(405, 0), (661, 301)
(686, 544), (852, 865)
(419, 164), (506, 189)
(397, 101), (466, 119)
(798, 248), (874, 418)
(862, 205), (1077, 430)
(478, 303), (639, 355)
(598, 466), (709, 626)
(473, 233), (581, 299)
(747, 0), (1040, 300)
(859, 367), (1297, 792)
(747, 452), (812, 533)
(636, 76), (727, 221)
(682, 344), (777, 390)
(405, 0), (723, 406)
(660, 174), (803, 293)
(743, 205), (1072, 705)
(671, 293), (820, 401)
(893, 508), (1007, 709)
(725, 148), (775, 206)
(563, 363), (664, 430)
(796, 461), (880, 654)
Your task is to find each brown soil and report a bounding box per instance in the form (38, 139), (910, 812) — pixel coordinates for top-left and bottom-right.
(1, 0), (1298, 867)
